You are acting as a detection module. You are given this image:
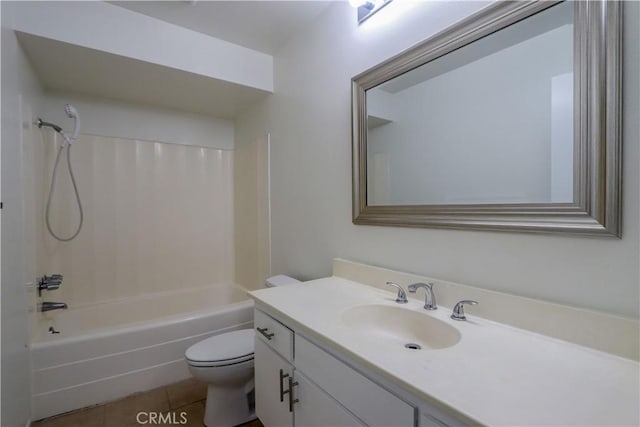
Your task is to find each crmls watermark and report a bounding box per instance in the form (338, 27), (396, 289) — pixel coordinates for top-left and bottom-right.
(136, 411), (188, 425)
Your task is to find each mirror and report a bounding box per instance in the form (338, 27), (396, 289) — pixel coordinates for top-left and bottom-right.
(352, 0), (622, 236)
(367, 2), (574, 206)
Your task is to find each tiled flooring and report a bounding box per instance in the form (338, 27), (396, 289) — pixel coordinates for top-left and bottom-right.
(33, 378), (264, 427)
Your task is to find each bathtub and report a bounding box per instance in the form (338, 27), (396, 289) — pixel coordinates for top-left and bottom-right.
(31, 284), (254, 420)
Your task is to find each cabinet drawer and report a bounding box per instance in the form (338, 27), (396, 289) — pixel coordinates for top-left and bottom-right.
(254, 309), (293, 361)
(295, 335), (415, 427)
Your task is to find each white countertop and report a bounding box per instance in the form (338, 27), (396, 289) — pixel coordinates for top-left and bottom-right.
(249, 277), (640, 426)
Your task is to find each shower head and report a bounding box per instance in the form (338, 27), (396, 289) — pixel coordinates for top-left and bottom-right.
(64, 104), (78, 119)
(63, 104), (80, 141)
(36, 104), (81, 144)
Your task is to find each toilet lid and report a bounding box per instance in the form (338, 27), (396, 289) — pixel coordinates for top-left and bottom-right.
(186, 329), (255, 365)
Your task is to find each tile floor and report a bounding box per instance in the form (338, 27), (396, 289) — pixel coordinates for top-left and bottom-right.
(33, 378), (264, 427)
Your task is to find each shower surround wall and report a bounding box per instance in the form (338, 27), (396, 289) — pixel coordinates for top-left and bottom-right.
(234, 134), (272, 291)
(25, 132), (235, 311)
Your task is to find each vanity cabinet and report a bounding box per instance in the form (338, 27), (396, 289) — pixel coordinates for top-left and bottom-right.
(255, 339), (363, 427)
(254, 339), (294, 427)
(254, 308), (419, 427)
(254, 310), (294, 426)
(251, 275), (640, 426)
(295, 335), (414, 426)
(293, 372), (363, 427)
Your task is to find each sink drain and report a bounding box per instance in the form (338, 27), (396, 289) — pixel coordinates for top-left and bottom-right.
(404, 343), (422, 350)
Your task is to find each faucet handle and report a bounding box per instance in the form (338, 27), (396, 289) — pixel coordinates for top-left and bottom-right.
(451, 300), (478, 321)
(385, 282), (408, 304)
(37, 275), (64, 296)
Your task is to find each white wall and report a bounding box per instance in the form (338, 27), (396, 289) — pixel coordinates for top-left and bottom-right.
(1, 2), (44, 425)
(236, 1), (640, 319)
(41, 92), (234, 149)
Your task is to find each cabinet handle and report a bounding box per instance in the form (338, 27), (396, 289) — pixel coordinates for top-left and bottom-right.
(279, 369), (289, 402)
(287, 376), (299, 413)
(280, 371), (299, 412)
(256, 327), (275, 340)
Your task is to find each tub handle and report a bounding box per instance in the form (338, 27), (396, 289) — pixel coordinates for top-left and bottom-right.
(256, 327), (275, 340)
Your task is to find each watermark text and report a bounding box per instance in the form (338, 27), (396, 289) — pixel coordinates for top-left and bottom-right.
(136, 411), (188, 425)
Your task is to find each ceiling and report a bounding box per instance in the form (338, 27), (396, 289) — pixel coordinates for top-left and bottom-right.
(16, 1), (333, 118)
(109, 1), (333, 55)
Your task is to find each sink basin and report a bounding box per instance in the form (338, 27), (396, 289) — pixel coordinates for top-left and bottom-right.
(341, 305), (461, 350)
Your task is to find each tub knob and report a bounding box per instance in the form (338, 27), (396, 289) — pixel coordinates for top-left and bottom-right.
(38, 274), (63, 296)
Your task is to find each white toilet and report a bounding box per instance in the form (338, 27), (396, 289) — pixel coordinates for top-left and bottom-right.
(185, 275), (300, 427)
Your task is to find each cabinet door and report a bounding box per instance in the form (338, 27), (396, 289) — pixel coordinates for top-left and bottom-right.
(294, 372), (364, 427)
(420, 410), (466, 427)
(255, 338), (294, 427)
(295, 335), (415, 426)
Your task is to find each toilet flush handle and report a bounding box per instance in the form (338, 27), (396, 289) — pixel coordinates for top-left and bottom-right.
(256, 327), (275, 340)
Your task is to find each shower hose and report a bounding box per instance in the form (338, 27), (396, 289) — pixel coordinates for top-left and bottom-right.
(45, 135), (84, 242)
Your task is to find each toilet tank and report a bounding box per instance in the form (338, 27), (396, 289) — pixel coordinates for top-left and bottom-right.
(265, 275), (300, 288)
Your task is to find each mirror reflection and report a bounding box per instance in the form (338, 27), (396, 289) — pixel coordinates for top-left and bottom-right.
(366, 2), (574, 206)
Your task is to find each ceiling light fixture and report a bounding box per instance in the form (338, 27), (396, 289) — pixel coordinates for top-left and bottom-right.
(349, 0), (394, 25)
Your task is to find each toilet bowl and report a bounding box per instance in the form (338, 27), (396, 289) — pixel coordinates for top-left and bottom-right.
(185, 275), (300, 426)
(186, 329), (255, 426)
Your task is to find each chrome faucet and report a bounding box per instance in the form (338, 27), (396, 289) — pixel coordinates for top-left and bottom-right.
(407, 282), (437, 310)
(451, 300), (478, 321)
(39, 302), (68, 312)
(37, 274), (63, 296)
(385, 282), (408, 304)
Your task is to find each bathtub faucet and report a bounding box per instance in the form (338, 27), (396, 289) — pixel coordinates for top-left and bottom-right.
(39, 302), (68, 312)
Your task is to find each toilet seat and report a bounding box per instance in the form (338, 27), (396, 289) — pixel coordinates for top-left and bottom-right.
(185, 329), (255, 368)
(187, 354), (253, 368)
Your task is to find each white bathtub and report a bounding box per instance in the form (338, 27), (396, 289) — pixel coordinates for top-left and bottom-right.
(31, 284), (254, 420)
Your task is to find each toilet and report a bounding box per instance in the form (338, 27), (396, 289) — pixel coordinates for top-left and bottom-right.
(185, 275), (300, 427)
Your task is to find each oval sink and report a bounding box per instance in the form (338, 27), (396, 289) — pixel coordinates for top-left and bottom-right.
(341, 305), (461, 350)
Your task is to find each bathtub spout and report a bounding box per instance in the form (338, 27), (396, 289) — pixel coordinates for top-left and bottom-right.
(39, 302), (68, 312)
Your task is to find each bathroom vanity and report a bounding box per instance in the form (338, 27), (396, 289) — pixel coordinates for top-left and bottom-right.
(253, 309), (426, 427)
(249, 276), (639, 426)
